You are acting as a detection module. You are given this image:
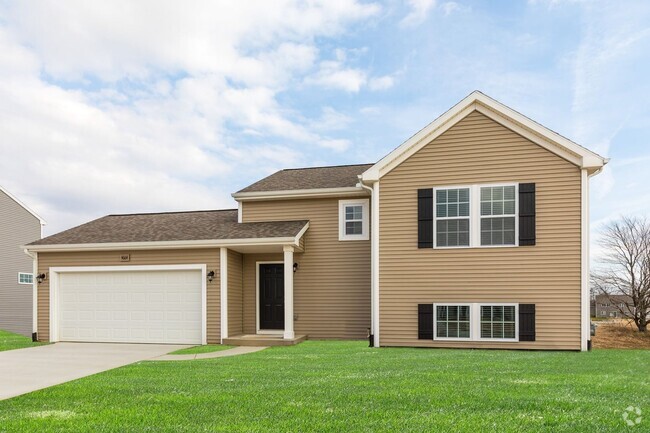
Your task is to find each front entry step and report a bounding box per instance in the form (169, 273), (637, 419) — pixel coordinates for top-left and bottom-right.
(223, 334), (307, 347)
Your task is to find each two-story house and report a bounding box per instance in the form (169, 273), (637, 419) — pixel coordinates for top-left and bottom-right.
(24, 92), (607, 351)
(1, 186), (45, 336)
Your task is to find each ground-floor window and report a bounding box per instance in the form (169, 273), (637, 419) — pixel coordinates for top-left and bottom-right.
(435, 304), (471, 339)
(433, 302), (519, 342)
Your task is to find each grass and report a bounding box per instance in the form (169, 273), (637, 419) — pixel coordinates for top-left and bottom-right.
(0, 330), (44, 352)
(0, 341), (648, 432)
(169, 344), (234, 355)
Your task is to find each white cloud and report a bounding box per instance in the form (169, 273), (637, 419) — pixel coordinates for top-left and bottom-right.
(368, 75), (395, 91)
(307, 60), (368, 92)
(400, 0), (437, 27)
(0, 1), (381, 234)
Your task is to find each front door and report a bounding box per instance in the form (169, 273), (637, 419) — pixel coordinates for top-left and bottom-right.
(259, 264), (284, 330)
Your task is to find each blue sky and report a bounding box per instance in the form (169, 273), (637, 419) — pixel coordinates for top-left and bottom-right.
(0, 0), (649, 254)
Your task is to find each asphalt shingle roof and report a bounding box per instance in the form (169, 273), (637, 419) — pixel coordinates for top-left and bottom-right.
(237, 163), (374, 193)
(30, 210), (308, 246)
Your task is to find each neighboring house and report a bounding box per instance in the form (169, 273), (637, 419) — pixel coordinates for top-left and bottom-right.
(24, 91), (607, 351)
(0, 186), (45, 336)
(594, 294), (634, 319)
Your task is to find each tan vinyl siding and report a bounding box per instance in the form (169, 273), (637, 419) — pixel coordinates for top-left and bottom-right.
(37, 249), (220, 343)
(0, 190), (41, 336)
(227, 249), (243, 336)
(242, 198), (370, 339)
(379, 110), (582, 350)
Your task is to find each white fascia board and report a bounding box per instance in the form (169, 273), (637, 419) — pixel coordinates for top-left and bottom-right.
(232, 187), (368, 201)
(361, 91), (607, 182)
(0, 185), (47, 225)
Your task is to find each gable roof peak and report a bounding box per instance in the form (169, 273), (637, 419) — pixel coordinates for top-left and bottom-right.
(361, 91), (607, 182)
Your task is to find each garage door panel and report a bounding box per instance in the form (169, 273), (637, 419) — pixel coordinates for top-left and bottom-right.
(57, 269), (203, 344)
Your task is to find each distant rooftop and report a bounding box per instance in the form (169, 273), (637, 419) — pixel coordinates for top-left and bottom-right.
(236, 163), (374, 193)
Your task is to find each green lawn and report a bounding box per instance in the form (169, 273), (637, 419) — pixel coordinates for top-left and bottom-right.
(0, 330), (43, 352)
(0, 341), (648, 432)
(170, 344), (234, 355)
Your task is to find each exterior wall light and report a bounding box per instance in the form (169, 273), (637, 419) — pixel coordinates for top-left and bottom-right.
(36, 273), (46, 284)
(293, 263), (299, 273)
(207, 270), (215, 283)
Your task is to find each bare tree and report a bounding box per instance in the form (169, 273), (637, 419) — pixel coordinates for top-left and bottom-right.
(591, 216), (650, 332)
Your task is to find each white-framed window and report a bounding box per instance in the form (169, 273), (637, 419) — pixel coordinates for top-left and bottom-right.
(338, 199), (369, 241)
(479, 185), (517, 246)
(479, 304), (518, 340)
(435, 188), (470, 247)
(434, 303), (472, 340)
(18, 272), (33, 285)
(433, 183), (518, 249)
(433, 302), (519, 342)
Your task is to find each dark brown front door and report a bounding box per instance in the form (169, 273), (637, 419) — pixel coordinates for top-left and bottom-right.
(259, 264), (284, 330)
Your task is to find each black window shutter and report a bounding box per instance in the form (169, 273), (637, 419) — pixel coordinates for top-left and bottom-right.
(519, 304), (536, 341)
(519, 183), (536, 246)
(418, 304), (434, 339)
(418, 189), (433, 248)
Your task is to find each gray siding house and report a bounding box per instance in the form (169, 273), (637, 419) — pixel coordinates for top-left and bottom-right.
(0, 186), (44, 336)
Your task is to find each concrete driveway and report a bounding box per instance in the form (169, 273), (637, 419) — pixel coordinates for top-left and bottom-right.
(0, 342), (189, 400)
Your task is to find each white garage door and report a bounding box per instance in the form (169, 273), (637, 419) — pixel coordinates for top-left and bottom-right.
(57, 269), (203, 344)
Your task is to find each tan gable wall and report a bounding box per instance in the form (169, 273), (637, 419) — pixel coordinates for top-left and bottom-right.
(36, 248), (220, 343)
(242, 197), (371, 339)
(379, 110), (582, 350)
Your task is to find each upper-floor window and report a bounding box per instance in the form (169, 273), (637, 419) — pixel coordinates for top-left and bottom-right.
(435, 188), (470, 247)
(339, 199), (369, 241)
(480, 185), (516, 246)
(18, 272), (33, 285)
(433, 183), (518, 248)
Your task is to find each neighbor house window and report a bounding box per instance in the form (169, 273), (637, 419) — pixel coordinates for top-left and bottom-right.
(435, 188), (470, 247)
(339, 199), (369, 241)
(480, 305), (517, 340)
(480, 185), (516, 246)
(433, 183), (517, 248)
(435, 304), (471, 339)
(18, 273), (33, 285)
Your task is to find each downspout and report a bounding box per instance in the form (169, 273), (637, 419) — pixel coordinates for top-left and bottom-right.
(24, 248), (38, 342)
(583, 165), (606, 351)
(358, 176), (379, 348)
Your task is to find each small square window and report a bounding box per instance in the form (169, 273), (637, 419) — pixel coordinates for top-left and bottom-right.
(339, 200), (369, 241)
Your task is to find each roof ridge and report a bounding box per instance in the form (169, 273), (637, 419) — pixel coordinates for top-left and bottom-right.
(282, 163), (375, 171)
(107, 209), (237, 217)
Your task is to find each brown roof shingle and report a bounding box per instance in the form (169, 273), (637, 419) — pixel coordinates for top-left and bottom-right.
(29, 210), (308, 246)
(236, 163), (374, 193)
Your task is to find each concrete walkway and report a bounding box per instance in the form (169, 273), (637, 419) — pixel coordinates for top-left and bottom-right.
(0, 342), (189, 400)
(151, 345), (268, 361)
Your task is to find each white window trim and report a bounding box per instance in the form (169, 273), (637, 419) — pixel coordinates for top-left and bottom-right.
(433, 302), (519, 342)
(18, 272), (33, 285)
(339, 199), (369, 241)
(432, 183), (519, 249)
(433, 302), (473, 341)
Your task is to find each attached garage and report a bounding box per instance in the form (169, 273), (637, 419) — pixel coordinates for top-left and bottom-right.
(50, 265), (206, 344)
